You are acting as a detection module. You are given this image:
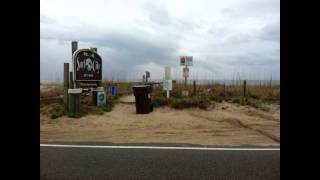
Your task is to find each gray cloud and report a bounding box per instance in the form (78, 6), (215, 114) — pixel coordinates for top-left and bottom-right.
(259, 21), (280, 42)
(40, 0), (280, 81)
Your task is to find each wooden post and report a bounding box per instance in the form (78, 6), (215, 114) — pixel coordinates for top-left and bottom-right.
(243, 80), (247, 98)
(193, 80), (196, 96)
(224, 82), (226, 98)
(71, 41), (78, 88)
(64, 63), (69, 112)
(69, 72), (74, 89)
(142, 75), (145, 83)
(71, 41), (78, 56)
(184, 65), (187, 87)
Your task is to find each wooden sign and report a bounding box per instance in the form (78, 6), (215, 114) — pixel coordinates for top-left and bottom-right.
(73, 49), (102, 88)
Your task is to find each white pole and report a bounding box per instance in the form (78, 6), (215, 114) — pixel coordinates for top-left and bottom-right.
(167, 90), (169, 99)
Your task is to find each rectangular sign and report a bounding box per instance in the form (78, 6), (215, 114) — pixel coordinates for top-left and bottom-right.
(180, 56), (193, 66)
(146, 71), (150, 78)
(163, 80), (172, 91)
(164, 66), (171, 80)
(79, 81), (99, 88)
(109, 85), (117, 96)
(97, 91), (106, 106)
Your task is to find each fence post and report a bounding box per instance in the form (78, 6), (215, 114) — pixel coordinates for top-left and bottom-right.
(224, 82), (226, 98)
(193, 80), (196, 95)
(64, 63), (69, 112)
(243, 80), (247, 98)
(69, 72), (73, 89)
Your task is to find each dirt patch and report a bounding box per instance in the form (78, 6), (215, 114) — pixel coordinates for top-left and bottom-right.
(40, 99), (279, 146)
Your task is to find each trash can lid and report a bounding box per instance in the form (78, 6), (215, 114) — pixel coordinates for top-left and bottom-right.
(68, 88), (82, 94)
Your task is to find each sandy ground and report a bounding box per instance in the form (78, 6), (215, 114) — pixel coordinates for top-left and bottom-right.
(40, 95), (280, 146)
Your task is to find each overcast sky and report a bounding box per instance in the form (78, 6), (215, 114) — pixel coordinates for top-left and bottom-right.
(40, 0), (279, 81)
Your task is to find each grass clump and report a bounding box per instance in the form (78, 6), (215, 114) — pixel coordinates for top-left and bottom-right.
(231, 97), (242, 104)
(41, 103), (65, 119)
(197, 99), (210, 110)
(152, 97), (169, 107)
(82, 104), (104, 115)
(208, 95), (216, 101)
(171, 99), (187, 109)
(170, 98), (210, 110)
(100, 104), (113, 112)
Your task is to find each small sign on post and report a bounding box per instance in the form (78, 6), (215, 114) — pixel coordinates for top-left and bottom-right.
(97, 91), (106, 106)
(163, 80), (172, 91)
(180, 56), (193, 66)
(109, 85), (117, 96)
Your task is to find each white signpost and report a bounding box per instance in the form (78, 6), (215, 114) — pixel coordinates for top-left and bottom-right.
(163, 66), (172, 98)
(180, 56), (193, 97)
(183, 67), (189, 78)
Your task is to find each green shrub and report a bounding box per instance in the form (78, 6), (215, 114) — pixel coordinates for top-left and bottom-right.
(171, 99), (188, 109)
(81, 104), (103, 115)
(231, 98), (241, 104)
(170, 98), (210, 110)
(100, 104), (113, 112)
(171, 90), (182, 98)
(152, 97), (168, 107)
(208, 95), (216, 101)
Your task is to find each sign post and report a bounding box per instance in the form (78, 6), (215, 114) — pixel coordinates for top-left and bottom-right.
(71, 41), (78, 56)
(163, 66), (172, 99)
(180, 56), (193, 97)
(64, 63), (69, 111)
(146, 71), (150, 83)
(142, 75), (146, 83)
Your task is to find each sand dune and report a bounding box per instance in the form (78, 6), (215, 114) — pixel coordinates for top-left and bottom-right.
(40, 97), (279, 146)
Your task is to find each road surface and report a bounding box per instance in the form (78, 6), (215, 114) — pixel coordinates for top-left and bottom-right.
(40, 142), (280, 180)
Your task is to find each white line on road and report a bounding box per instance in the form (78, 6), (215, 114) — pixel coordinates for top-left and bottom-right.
(40, 144), (280, 151)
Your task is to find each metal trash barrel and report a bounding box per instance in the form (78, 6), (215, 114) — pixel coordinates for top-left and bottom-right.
(132, 85), (153, 114)
(68, 88), (82, 116)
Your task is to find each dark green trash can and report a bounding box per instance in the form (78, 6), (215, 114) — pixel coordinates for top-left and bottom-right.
(68, 88), (82, 116)
(132, 85), (153, 114)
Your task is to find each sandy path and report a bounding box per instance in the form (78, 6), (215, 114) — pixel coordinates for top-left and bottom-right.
(119, 94), (135, 103)
(40, 99), (280, 146)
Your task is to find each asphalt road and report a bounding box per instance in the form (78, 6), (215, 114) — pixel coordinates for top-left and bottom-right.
(40, 142), (280, 180)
